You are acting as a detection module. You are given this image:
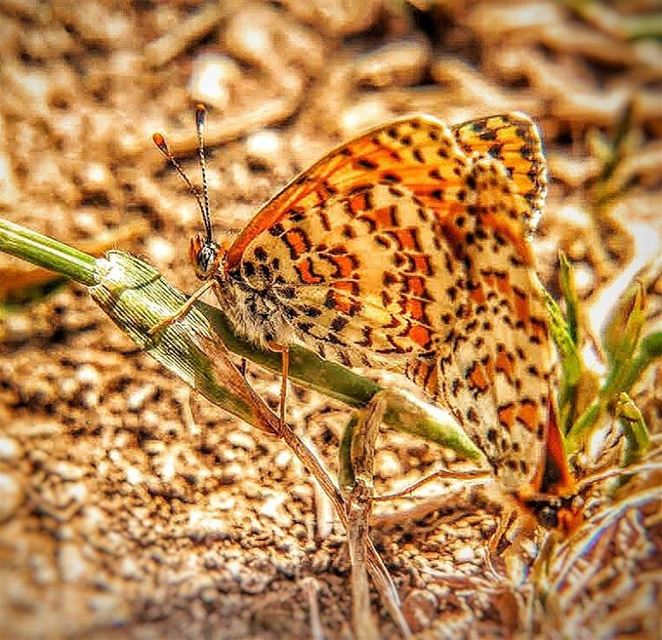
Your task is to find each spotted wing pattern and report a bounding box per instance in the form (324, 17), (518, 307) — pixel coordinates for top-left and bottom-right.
(228, 113), (559, 492)
(451, 113), (547, 223)
(406, 155), (555, 491)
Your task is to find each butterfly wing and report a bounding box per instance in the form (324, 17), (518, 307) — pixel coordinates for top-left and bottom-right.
(411, 154), (558, 492)
(235, 180), (457, 370)
(227, 111), (546, 270)
(451, 112), (547, 222)
(227, 113), (560, 491)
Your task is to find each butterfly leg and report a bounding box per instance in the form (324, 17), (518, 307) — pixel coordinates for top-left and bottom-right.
(266, 341), (289, 430)
(148, 279), (214, 337)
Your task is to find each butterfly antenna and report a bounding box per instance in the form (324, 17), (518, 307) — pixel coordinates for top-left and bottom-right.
(152, 131), (207, 227)
(195, 104), (213, 243)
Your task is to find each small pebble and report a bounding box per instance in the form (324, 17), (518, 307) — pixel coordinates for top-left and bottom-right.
(73, 210), (103, 236)
(573, 262), (595, 296)
(0, 473), (23, 521)
(259, 493), (287, 521)
(158, 452), (177, 483)
(227, 430), (255, 451)
(274, 450), (291, 469)
(189, 53), (241, 110)
(4, 314), (31, 340)
(76, 364), (101, 386)
(224, 10), (272, 65)
(0, 437), (22, 461)
(79, 162), (114, 194)
(125, 466), (143, 485)
(146, 236), (175, 265)
(219, 462), (244, 484)
(58, 542), (87, 583)
(554, 204), (590, 230)
(246, 130), (282, 168)
(66, 482), (88, 504)
(119, 555), (140, 580)
(50, 460), (84, 481)
(375, 449), (401, 479)
(453, 545), (476, 563)
(127, 384), (156, 411)
(142, 411), (160, 429)
(143, 439), (166, 455)
(80, 389), (99, 409)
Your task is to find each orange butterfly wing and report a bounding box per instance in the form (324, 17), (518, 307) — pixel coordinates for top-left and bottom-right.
(226, 113), (568, 493)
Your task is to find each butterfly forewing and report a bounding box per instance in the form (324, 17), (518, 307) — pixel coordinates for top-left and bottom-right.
(227, 115), (473, 269)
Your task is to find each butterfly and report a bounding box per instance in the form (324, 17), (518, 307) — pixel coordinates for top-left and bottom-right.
(152, 106), (575, 528)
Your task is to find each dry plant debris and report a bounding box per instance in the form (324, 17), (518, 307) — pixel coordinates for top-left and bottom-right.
(0, 1), (660, 638)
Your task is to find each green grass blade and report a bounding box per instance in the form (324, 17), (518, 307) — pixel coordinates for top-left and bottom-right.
(0, 218), (98, 287)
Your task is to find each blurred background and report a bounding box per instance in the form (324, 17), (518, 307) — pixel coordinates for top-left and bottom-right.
(0, 1), (660, 638)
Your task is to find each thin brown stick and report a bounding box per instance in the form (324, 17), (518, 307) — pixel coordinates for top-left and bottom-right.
(370, 490), (474, 528)
(575, 460), (662, 494)
(302, 577), (325, 640)
(279, 419), (411, 637)
(373, 468), (492, 501)
(144, 3), (229, 68)
(345, 396), (385, 640)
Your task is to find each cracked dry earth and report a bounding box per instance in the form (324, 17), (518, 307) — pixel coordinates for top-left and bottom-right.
(1, 1), (661, 639)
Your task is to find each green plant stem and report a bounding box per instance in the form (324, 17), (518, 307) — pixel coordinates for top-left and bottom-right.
(0, 218), (98, 286)
(616, 332), (662, 394)
(616, 393), (650, 468)
(566, 401), (601, 454)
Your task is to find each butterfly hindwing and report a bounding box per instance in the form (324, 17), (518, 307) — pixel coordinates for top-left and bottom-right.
(420, 154), (553, 490)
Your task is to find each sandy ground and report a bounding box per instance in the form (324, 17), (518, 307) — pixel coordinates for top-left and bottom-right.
(0, 1), (660, 638)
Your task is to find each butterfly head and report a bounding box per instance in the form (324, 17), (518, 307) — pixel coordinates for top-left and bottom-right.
(521, 494), (584, 535)
(190, 234), (223, 280)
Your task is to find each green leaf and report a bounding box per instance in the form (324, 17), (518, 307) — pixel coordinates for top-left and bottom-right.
(558, 251), (580, 345)
(602, 279), (646, 368)
(616, 392), (651, 468)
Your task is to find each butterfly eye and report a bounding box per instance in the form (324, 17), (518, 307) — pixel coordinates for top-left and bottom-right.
(190, 235), (219, 279)
(537, 505), (559, 529)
